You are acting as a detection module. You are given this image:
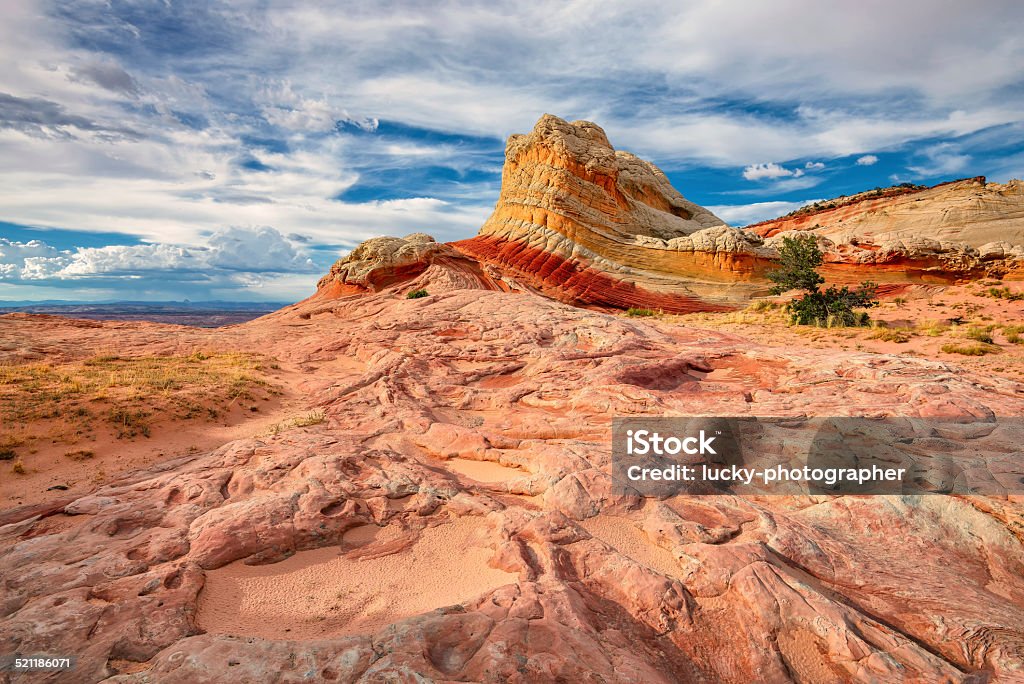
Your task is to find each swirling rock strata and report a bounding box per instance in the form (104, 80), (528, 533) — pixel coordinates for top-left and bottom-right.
(314, 116), (775, 312)
(452, 115), (773, 311)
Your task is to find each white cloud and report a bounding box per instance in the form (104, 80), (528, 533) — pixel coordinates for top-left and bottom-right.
(742, 160), (829, 182)
(907, 143), (971, 177)
(0, 238), (63, 261)
(856, 154), (879, 166)
(708, 199), (821, 226)
(743, 162), (802, 181)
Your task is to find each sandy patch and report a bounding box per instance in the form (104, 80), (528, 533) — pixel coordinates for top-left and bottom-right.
(582, 515), (682, 579)
(0, 393), (299, 509)
(446, 457), (525, 483)
(672, 282), (1024, 383)
(196, 517), (516, 640)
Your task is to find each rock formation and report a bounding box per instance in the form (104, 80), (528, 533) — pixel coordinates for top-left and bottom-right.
(751, 178), (1024, 283)
(316, 116), (776, 313)
(452, 115), (774, 312)
(314, 233), (511, 299)
(315, 123), (1024, 312)
(2, 289), (1024, 682)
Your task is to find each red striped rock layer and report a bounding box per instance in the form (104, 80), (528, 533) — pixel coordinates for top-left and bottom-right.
(452, 234), (742, 313)
(312, 233), (512, 302)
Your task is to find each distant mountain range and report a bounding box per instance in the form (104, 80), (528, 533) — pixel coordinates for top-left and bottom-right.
(0, 300), (291, 327)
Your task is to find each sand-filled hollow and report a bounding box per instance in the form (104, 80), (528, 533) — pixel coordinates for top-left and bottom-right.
(582, 516), (683, 579)
(196, 517), (516, 640)
(446, 457), (526, 482)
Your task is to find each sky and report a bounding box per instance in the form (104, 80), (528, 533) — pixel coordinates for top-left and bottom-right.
(1, 0), (1023, 302)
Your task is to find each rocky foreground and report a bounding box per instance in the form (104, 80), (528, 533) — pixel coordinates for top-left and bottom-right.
(2, 279), (1024, 683)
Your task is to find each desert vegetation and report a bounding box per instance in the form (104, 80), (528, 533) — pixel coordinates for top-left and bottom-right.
(669, 279), (1024, 381)
(265, 409), (327, 436)
(406, 289), (429, 299)
(985, 286), (1024, 301)
(0, 352), (278, 463)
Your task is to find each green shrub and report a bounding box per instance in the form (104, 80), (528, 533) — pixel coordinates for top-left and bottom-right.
(768, 235), (878, 327)
(625, 307), (657, 318)
(787, 285), (878, 327)
(406, 289), (429, 299)
(0, 449), (15, 461)
(767, 234), (824, 294)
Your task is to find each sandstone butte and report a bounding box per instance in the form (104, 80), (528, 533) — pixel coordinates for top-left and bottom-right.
(319, 114), (777, 314)
(2, 117), (1024, 683)
(317, 115), (1024, 314)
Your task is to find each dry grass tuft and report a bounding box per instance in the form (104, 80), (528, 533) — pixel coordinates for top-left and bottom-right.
(941, 342), (1000, 356)
(868, 327), (913, 343)
(265, 409), (327, 436)
(918, 320), (950, 337)
(0, 352), (278, 451)
(964, 325), (996, 344)
(1002, 324), (1024, 344)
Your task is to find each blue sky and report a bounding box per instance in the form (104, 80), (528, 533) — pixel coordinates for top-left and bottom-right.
(1, 1), (1022, 302)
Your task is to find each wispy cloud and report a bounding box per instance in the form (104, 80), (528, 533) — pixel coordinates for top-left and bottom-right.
(907, 143), (971, 177)
(856, 154), (879, 166)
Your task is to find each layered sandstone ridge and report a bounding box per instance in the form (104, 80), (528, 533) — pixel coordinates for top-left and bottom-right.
(453, 114), (773, 311)
(753, 178), (1024, 282)
(315, 233), (514, 299)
